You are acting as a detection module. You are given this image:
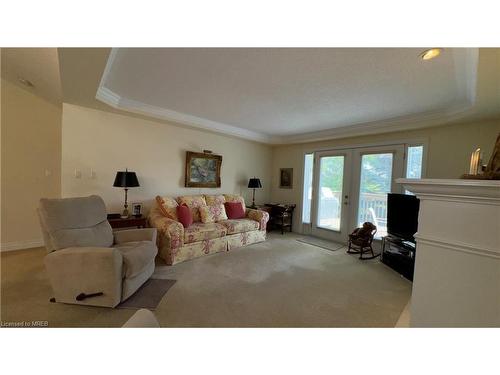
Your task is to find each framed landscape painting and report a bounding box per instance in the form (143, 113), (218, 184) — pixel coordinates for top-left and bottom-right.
(185, 151), (222, 188)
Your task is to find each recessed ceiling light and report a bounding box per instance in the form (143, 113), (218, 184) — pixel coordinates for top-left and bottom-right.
(18, 77), (35, 88)
(420, 48), (443, 61)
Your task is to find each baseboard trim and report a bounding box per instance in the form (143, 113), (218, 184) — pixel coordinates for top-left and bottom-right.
(1, 239), (44, 252)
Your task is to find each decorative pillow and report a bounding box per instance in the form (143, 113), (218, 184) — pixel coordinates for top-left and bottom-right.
(199, 204), (228, 223)
(224, 194), (245, 208)
(176, 204), (193, 228)
(224, 201), (246, 219)
(204, 194), (226, 206)
(177, 195), (207, 222)
(156, 196), (178, 220)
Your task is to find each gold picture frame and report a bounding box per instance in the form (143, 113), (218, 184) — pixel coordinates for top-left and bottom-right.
(185, 151), (222, 188)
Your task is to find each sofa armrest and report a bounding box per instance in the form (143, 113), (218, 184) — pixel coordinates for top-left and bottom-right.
(114, 228), (157, 244)
(44, 247), (123, 307)
(246, 208), (270, 231)
(148, 211), (184, 249)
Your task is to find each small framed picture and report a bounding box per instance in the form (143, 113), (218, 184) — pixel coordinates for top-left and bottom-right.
(279, 168), (293, 189)
(132, 202), (143, 217)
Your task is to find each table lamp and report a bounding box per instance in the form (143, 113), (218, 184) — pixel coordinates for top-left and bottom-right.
(113, 169), (140, 218)
(248, 177), (262, 209)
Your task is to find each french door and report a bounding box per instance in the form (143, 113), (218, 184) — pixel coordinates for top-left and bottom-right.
(310, 145), (405, 243)
(311, 150), (352, 243)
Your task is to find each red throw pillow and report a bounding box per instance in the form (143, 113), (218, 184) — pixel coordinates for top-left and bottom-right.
(224, 201), (245, 219)
(176, 204), (193, 228)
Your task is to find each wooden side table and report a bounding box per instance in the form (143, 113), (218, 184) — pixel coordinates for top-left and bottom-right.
(107, 214), (147, 229)
(264, 203), (296, 234)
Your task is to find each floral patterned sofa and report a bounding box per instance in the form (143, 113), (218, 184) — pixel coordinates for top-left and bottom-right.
(148, 194), (269, 265)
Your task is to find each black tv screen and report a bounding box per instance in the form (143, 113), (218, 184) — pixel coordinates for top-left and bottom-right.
(387, 193), (420, 241)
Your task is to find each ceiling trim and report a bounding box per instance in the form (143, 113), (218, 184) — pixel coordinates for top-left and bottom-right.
(281, 102), (475, 144)
(96, 86), (272, 143)
(96, 49), (271, 143)
(95, 48), (480, 145)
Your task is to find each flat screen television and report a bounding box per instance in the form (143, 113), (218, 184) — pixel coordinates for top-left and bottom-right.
(387, 193), (420, 241)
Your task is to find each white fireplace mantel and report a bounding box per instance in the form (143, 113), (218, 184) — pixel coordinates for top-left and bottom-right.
(398, 178), (500, 202)
(396, 178), (500, 327)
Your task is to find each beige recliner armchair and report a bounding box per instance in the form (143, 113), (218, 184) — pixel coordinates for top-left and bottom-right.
(38, 195), (158, 307)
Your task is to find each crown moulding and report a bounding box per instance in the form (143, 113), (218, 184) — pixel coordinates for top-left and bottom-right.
(95, 48), (480, 145)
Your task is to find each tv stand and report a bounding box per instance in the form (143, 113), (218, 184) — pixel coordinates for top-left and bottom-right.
(381, 235), (416, 281)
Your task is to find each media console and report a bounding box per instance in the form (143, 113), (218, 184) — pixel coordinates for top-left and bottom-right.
(381, 235), (415, 281)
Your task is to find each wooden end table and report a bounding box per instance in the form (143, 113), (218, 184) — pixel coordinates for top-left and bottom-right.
(107, 214), (147, 229)
(250, 204), (296, 234)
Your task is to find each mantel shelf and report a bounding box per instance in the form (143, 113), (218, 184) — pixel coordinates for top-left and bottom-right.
(396, 178), (500, 202)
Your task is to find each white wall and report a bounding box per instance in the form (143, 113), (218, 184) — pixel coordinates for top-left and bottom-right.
(61, 104), (273, 214)
(1, 78), (62, 251)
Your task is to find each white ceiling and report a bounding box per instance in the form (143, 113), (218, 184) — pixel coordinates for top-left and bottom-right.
(1, 48), (62, 106)
(96, 48), (482, 143)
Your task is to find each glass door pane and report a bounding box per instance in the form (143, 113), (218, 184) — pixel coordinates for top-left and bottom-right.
(357, 153), (393, 237)
(302, 153), (314, 223)
(405, 145), (424, 195)
(406, 145), (423, 179)
(317, 155), (344, 231)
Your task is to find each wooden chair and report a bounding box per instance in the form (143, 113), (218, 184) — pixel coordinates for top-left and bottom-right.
(347, 226), (378, 260)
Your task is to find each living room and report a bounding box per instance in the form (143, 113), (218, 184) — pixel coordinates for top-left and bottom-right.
(1, 2), (499, 374)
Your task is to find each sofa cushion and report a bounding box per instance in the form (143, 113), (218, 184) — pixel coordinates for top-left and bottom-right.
(224, 194), (245, 208)
(204, 194), (226, 206)
(218, 219), (259, 234)
(184, 222), (227, 244)
(224, 201), (246, 219)
(177, 204), (193, 228)
(114, 240), (158, 278)
(177, 195), (207, 222)
(155, 196), (178, 220)
(199, 204), (228, 223)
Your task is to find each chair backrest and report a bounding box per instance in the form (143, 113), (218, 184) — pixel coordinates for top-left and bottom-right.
(38, 195), (113, 252)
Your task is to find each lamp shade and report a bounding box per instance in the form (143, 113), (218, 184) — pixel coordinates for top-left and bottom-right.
(113, 171), (140, 188)
(248, 177), (262, 189)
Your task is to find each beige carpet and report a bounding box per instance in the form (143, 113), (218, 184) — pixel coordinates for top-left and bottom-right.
(1, 233), (411, 327)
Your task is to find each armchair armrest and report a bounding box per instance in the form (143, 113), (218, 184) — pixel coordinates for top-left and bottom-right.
(246, 208), (270, 231)
(44, 247), (123, 307)
(114, 228), (157, 244)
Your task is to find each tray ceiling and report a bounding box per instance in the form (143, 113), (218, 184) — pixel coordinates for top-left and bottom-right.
(95, 48), (484, 143)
